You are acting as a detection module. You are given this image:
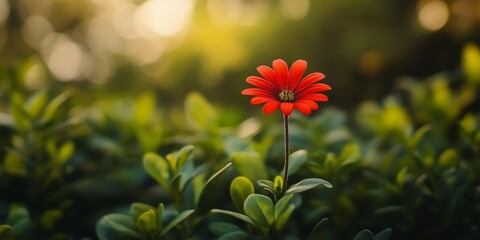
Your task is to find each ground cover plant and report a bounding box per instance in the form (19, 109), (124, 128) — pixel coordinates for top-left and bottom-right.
(1, 43), (480, 239)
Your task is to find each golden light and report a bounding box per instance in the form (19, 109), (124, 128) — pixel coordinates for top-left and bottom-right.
(418, 0), (450, 31)
(22, 16), (53, 50)
(207, 0), (269, 26)
(280, 0), (309, 20)
(0, 0), (8, 27)
(134, 0), (195, 38)
(47, 40), (86, 81)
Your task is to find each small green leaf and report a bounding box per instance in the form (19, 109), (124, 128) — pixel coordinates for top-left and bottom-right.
(133, 92), (156, 127)
(25, 91), (47, 119)
(274, 204), (294, 230)
(353, 229), (374, 240)
(280, 150), (308, 177)
(130, 203), (155, 221)
(0, 225), (13, 240)
(273, 176), (283, 193)
(196, 163), (232, 215)
(230, 176), (254, 213)
(96, 214), (144, 240)
(231, 152), (268, 182)
(409, 125), (431, 149)
(40, 209), (62, 231)
(136, 209), (157, 239)
(55, 141), (74, 167)
(374, 228), (392, 240)
(218, 231), (250, 240)
(40, 89), (72, 123)
(244, 194), (274, 227)
(160, 210), (194, 236)
(438, 149), (458, 169)
(143, 153), (170, 190)
(307, 218), (329, 240)
(4, 151), (27, 177)
(156, 204), (164, 234)
(209, 222), (242, 236)
(395, 167), (408, 187)
(185, 92), (218, 131)
(274, 194), (295, 230)
(274, 194), (294, 220)
(6, 205), (31, 232)
(177, 145), (194, 171)
(286, 178), (332, 194)
(210, 209), (256, 227)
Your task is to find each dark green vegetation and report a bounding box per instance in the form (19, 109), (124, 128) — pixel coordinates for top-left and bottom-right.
(1, 43), (480, 239)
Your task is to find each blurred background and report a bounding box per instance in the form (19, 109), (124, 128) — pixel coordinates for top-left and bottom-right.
(1, 0), (479, 112)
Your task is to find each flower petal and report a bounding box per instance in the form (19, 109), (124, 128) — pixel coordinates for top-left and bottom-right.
(294, 102), (312, 115)
(280, 102), (294, 116)
(273, 59), (289, 90)
(296, 99), (318, 110)
(293, 72), (325, 93)
(257, 65), (280, 87)
(298, 93), (328, 102)
(262, 100), (280, 114)
(296, 83), (331, 98)
(241, 88), (276, 98)
(246, 76), (277, 93)
(288, 60), (307, 90)
(250, 96), (273, 105)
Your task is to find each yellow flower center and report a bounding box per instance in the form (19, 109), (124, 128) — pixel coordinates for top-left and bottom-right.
(279, 90), (295, 102)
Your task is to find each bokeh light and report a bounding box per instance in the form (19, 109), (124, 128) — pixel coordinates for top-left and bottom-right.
(0, 0), (9, 27)
(418, 0), (450, 31)
(279, 0), (309, 20)
(207, 0), (269, 25)
(134, 0), (195, 38)
(47, 40), (86, 81)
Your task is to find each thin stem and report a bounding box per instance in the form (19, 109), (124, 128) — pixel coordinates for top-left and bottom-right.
(283, 114), (290, 193)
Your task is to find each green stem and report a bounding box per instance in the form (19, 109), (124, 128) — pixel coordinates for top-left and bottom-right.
(283, 114), (290, 193)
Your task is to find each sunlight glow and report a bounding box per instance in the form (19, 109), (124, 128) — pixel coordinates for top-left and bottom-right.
(22, 16), (53, 50)
(418, 0), (449, 31)
(134, 0), (194, 38)
(0, 0), (8, 27)
(47, 41), (85, 81)
(207, 0), (269, 26)
(280, 0), (309, 20)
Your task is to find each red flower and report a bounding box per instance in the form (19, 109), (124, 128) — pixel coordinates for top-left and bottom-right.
(241, 59), (331, 116)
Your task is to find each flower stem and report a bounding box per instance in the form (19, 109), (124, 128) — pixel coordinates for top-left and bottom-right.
(283, 114), (290, 193)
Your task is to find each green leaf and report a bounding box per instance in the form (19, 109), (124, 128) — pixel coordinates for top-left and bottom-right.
(218, 231), (250, 240)
(96, 214), (145, 240)
(210, 209), (256, 227)
(409, 125), (431, 149)
(25, 91), (47, 119)
(4, 151), (27, 177)
(374, 228), (392, 240)
(209, 222), (241, 236)
(40, 89), (72, 124)
(196, 163), (233, 215)
(143, 153), (170, 190)
(136, 209), (157, 239)
(273, 175), (283, 193)
(274, 204), (294, 231)
(274, 194), (294, 220)
(130, 203), (155, 221)
(0, 225), (13, 240)
(230, 176), (254, 213)
(353, 229), (374, 240)
(185, 92), (217, 131)
(285, 178), (332, 194)
(244, 194), (274, 227)
(55, 141), (74, 167)
(280, 150), (308, 177)
(156, 203), (164, 234)
(133, 92), (156, 127)
(160, 209), (194, 236)
(438, 149), (458, 169)
(462, 43), (480, 84)
(40, 209), (62, 231)
(307, 218), (329, 240)
(395, 167), (408, 187)
(6, 205), (31, 235)
(176, 145), (194, 172)
(274, 194), (295, 230)
(231, 152), (268, 182)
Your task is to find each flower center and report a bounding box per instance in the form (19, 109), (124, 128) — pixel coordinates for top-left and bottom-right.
(279, 90), (295, 102)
